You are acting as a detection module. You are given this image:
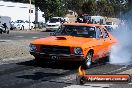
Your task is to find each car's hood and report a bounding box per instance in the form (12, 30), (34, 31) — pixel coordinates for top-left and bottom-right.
(31, 36), (95, 47)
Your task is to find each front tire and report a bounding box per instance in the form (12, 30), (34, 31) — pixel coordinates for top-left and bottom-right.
(34, 57), (47, 66)
(83, 52), (93, 69)
(34, 57), (43, 65)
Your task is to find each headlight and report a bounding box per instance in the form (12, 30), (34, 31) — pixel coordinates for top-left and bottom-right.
(17, 24), (20, 26)
(29, 44), (37, 52)
(46, 24), (48, 26)
(56, 24), (60, 26)
(74, 47), (82, 54)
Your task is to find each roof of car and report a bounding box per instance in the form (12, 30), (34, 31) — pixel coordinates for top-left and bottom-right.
(63, 23), (104, 27)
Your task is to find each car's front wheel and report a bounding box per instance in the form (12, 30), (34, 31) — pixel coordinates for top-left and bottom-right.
(34, 57), (42, 64)
(83, 52), (93, 69)
(34, 57), (47, 66)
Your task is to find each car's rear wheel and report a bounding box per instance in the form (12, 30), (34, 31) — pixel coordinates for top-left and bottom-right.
(20, 25), (24, 30)
(30, 26), (34, 30)
(0, 29), (2, 34)
(83, 52), (93, 69)
(102, 55), (110, 64)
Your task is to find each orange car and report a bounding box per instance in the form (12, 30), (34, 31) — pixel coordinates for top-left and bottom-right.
(30, 23), (117, 68)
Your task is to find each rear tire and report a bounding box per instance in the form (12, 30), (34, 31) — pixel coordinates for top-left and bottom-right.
(20, 25), (24, 30)
(102, 56), (110, 64)
(30, 26), (34, 30)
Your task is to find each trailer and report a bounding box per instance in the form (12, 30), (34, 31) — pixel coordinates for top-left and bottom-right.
(76, 15), (106, 24)
(0, 1), (45, 29)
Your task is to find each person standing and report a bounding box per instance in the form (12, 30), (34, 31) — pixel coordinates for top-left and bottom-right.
(2, 23), (8, 32)
(2, 23), (9, 34)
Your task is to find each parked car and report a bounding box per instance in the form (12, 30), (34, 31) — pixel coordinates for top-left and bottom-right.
(29, 23), (117, 68)
(105, 21), (118, 29)
(14, 20), (34, 30)
(45, 17), (64, 31)
(10, 21), (15, 30)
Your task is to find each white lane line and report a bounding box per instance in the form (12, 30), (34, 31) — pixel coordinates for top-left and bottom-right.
(0, 40), (12, 42)
(103, 66), (127, 74)
(128, 83), (132, 85)
(32, 37), (38, 39)
(15, 36), (24, 38)
(64, 84), (111, 88)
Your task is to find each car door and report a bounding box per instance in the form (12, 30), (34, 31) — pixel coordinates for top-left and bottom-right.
(101, 28), (112, 56)
(92, 27), (105, 61)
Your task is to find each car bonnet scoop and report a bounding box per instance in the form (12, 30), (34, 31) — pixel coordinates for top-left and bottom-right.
(55, 36), (67, 40)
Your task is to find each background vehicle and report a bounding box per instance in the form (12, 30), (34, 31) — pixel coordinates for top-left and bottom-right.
(14, 20), (34, 30)
(45, 17), (64, 31)
(30, 23), (117, 69)
(0, 1), (45, 28)
(105, 21), (118, 29)
(76, 15), (105, 24)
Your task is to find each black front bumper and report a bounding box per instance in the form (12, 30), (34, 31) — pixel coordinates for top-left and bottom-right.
(30, 52), (84, 61)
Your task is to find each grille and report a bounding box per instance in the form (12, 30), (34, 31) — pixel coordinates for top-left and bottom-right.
(41, 45), (70, 54)
(48, 25), (56, 27)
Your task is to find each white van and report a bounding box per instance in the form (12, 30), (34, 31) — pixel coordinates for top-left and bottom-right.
(46, 17), (64, 31)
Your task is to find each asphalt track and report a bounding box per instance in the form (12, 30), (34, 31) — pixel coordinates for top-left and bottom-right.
(0, 30), (50, 40)
(0, 31), (132, 88)
(0, 59), (131, 88)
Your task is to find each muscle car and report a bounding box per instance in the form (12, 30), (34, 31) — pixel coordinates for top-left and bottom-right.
(29, 23), (117, 68)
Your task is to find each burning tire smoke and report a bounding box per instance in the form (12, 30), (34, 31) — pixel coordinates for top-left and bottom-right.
(109, 10), (132, 65)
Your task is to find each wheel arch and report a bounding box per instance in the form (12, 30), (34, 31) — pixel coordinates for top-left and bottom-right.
(88, 49), (94, 55)
(84, 48), (94, 58)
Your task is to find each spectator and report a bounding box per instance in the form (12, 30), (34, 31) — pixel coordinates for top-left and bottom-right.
(2, 23), (8, 31)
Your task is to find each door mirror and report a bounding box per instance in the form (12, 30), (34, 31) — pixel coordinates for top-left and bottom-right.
(100, 35), (103, 38)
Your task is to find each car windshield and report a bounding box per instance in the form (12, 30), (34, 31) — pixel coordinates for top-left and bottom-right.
(16, 20), (25, 23)
(105, 26), (113, 32)
(106, 22), (112, 25)
(49, 18), (60, 23)
(83, 16), (91, 20)
(54, 25), (96, 38)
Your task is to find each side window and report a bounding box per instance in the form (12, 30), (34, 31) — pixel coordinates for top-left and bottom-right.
(96, 28), (102, 38)
(103, 28), (109, 38)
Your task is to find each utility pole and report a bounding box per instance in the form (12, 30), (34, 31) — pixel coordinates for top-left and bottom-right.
(35, 6), (38, 30)
(29, 0), (31, 30)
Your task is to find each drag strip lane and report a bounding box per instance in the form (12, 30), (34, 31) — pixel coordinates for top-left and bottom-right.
(0, 60), (77, 88)
(0, 59), (131, 88)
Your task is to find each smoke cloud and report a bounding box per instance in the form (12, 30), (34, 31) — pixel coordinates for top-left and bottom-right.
(109, 10), (132, 65)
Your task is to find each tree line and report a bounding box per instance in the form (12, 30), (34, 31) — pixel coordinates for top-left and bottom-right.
(4, 0), (131, 18)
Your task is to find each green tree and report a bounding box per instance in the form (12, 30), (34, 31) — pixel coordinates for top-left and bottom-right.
(97, 0), (115, 17)
(66, 0), (87, 15)
(82, 0), (97, 15)
(35, 0), (66, 21)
